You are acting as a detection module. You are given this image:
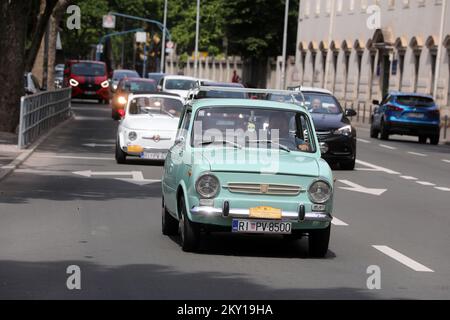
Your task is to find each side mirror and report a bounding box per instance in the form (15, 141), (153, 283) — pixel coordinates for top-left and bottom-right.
(174, 136), (185, 145)
(372, 99), (380, 106)
(157, 85), (162, 91)
(345, 109), (357, 117)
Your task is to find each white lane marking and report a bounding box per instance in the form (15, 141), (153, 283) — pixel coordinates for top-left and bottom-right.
(1, 165), (15, 169)
(442, 159), (450, 164)
(372, 245), (434, 272)
(14, 169), (63, 175)
(36, 155), (115, 161)
(435, 187), (450, 191)
(408, 151), (427, 157)
(357, 138), (371, 144)
(338, 180), (387, 196)
(72, 170), (160, 186)
(400, 176), (418, 180)
(355, 168), (379, 171)
(416, 181), (436, 186)
(331, 217), (349, 226)
(83, 143), (115, 148)
(379, 144), (397, 150)
(74, 116), (110, 121)
(355, 159), (401, 175)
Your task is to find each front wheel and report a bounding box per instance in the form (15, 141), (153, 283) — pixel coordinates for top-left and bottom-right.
(429, 135), (439, 145)
(308, 225), (330, 258)
(115, 140), (127, 164)
(340, 158), (355, 170)
(179, 196), (200, 252)
(418, 135), (427, 144)
(379, 120), (389, 140)
(370, 123), (379, 138)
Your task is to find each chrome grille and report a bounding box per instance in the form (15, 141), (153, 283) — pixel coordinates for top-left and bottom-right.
(316, 131), (333, 141)
(224, 183), (303, 195)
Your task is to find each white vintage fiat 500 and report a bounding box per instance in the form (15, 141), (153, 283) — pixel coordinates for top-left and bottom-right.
(115, 93), (184, 163)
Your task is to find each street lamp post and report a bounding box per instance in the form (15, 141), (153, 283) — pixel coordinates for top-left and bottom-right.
(194, 0), (200, 78)
(433, 0), (447, 101)
(160, 0), (168, 73)
(323, 0), (336, 91)
(280, 0), (290, 90)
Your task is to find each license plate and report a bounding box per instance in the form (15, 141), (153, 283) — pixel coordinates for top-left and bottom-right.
(84, 91), (96, 95)
(249, 206), (282, 219)
(232, 219), (292, 234)
(407, 113), (425, 119)
(141, 152), (167, 160)
(127, 145), (144, 153)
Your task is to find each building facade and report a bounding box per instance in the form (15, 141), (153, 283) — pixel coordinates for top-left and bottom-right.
(292, 0), (450, 113)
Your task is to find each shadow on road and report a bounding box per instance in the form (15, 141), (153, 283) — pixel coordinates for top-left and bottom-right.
(0, 259), (376, 299)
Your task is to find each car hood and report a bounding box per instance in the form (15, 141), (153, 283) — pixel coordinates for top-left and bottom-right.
(311, 113), (350, 131)
(121, 115), (179, 131)
(193, 148), (320, 177)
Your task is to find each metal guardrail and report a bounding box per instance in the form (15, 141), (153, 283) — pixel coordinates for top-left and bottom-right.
(18, 88), (72, 149)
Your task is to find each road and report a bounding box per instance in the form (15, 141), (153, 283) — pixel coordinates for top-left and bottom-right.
(0, 101), (449, 299)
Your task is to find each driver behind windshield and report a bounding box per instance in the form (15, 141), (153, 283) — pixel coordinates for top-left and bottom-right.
(268, 113), (311, 152)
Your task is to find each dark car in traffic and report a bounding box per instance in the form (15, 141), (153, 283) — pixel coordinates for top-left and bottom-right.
(269, 87), (358, 170)
(195, 81), (248, 99)
(110, 69), (140, 92)
(370, 92), (440, 145)
(111, 78), (157, 120)
(64, 60), (110, 103)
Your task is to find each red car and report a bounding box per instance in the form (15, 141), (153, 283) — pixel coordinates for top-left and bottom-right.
(64, 60), (110, 103)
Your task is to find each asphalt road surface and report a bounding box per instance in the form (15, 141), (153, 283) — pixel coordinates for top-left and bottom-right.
(1, 101), (449, 299)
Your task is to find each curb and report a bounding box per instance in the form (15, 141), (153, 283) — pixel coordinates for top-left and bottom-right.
(0, 115), (74, 182)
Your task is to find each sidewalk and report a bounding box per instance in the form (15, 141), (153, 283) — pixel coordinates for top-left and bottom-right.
(0, 132), (20, 169)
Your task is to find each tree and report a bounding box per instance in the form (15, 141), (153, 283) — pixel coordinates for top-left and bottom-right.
(0, 1), (32, 132)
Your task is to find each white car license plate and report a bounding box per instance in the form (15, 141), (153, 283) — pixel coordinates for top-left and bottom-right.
(232, 219), (292, 234)
(141, 152), (167, 160)
(84, 91), (96, 95)
(407, 113), (425, 119)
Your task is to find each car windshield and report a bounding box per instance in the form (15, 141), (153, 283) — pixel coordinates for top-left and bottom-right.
(396, 96), (435, 107)
(303, 93), (343, 114)
(125, 80), (156, 93)
(71, 63), (106, 76)
(128, 97), (183, 117)
(191, 106), (316, 153)
(165, 79), (196, 90)
(113, 70), (139, 81)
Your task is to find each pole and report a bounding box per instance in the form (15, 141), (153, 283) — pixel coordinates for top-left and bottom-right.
(280, 0), (290, 89)
(324, 0), (336, 90)
(143, 43), (147, 77)
(433, 0), (447, 101)
(160, 0), (168, 73)
(194, 0), (200, 78)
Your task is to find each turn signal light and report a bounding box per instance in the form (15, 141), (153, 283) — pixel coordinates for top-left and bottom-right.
(118, 109), (125, 118)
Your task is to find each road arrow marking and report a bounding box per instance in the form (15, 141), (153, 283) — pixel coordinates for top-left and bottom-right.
(373, 245), (434, 272)
(72, 170), (160, 186)
(355, 159), (401, 175)
(338, 180), (387, 196)
(82, 143), (115, 148)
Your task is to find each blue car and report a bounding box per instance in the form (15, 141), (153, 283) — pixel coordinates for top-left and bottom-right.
(370, 92), (440, 145)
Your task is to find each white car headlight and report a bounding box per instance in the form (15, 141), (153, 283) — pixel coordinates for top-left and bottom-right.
(69, 78), (79, 87)
(195, 173), (220, 199)
(101, 80), (109, 88)
(128, 131), (137, 141)
(334, 125), (352, 136)
(308, 180), (332, 204)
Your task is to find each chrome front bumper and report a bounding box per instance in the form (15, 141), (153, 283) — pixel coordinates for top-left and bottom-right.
(190, 206), (332, 222)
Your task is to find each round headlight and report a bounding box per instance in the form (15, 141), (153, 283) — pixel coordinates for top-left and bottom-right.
(128, 131), (137, 141)
(308, 180), (332, 204)
(101, 80), (109, 88)
(69, 78), (79, 87)
(195, 173), (220, 199)
(117, 96), (127, 105)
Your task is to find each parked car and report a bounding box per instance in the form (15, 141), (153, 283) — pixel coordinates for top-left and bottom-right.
(24, 72), (42, 95)
(157, 75), (197, 99)
(268, 87), (358, 170)
(115, 93), (184, 164)
(111, 78), (158, 120)
(110, 69), (140, 92)
(64, 60), (110, 103)
(161, 88), (334, 256)
(370, 92), (440, 145)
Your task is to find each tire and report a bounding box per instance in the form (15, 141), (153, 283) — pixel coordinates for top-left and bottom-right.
(112, 110), (120, 121)
(308, 225), (330, 258)
(418, 135), (427, 144)
(340, 158), (355, 170)
(162, 197), (179, 236)
(115, 140), (127, 164)
(178, 195), (199, 252)
(379, 120), (389, 140)
(429, 135), (439, 145)
(370, 123), (379, 138)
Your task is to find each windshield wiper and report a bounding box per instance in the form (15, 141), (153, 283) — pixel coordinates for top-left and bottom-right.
(248, 140), (291, 153)
(200, 139), (242, 149)
(160, 110), (174, 118)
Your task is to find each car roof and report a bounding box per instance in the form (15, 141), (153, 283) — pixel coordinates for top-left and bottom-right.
(128, 93), (184, 101)
(389, 91), (434, 99)
(68, 60), (105, 65)
(190, 98), (309, 113)
(201, 81), (245, 88)
(163, 75), (197, 80)
(297, 86), (333, 95)
(124, 77), (155, 82)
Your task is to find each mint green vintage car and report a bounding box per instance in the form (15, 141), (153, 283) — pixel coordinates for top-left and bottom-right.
(161, 89), (334, 257)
